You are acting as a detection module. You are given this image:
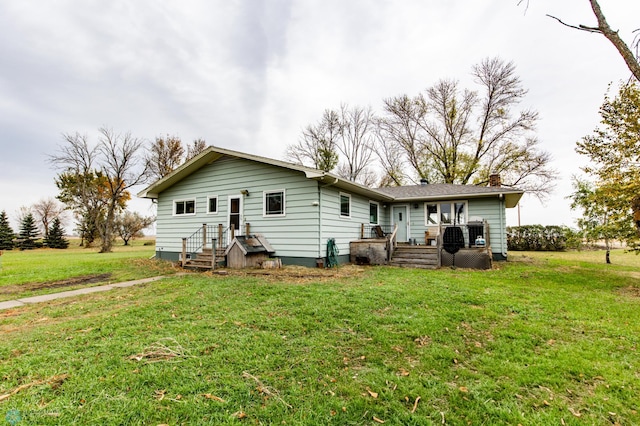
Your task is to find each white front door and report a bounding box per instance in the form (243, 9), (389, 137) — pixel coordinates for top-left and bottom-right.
(392, 205), (408, 242)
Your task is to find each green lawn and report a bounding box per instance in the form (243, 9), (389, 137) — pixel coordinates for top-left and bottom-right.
(0, 250), (639, 425)
(0, 240), (176, 302)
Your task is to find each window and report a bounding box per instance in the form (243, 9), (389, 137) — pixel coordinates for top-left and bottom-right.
(369, 202), (379, 224)
(174, 199), (196, 215)
(424, 201), (467, 225)
(340, 193), (351, 218)
(426, 204), (438, 224)
(207, 196), (218, 214)
(453, 202), (466, 225)
(264, 190), (285, 216)
(440, 203), (451, 224)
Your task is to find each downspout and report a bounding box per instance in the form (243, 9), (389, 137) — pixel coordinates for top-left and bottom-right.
(499, 194), (507, 258)
(317, 181), (322, 259)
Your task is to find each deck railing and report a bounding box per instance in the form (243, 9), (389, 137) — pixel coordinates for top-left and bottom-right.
(439, 221), (489, 249)
(181, 223), (243, 266)
(359, 224), (395, 239)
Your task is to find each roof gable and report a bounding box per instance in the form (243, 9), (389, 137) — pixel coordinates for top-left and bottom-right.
(137, 145), (391, 201)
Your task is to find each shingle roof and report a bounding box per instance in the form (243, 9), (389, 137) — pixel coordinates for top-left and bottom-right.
(376, 183), (523, 208)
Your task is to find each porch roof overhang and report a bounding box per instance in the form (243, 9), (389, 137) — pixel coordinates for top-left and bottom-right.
(389, 192), (524, 208)
(376, 185), (524, 208)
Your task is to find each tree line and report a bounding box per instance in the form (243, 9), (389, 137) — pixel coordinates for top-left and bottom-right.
(286, 57), (557, 199)
(0, 131), (205, 252)
(0, 209), (68, 250)
(43, 129), (207, 253)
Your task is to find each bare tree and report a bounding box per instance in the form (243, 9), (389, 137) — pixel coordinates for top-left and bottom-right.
(520, 0), (640, 81)
(286, 109), (340, 171)
(114, 211), (155, 246)
(379, 58), (556, 198)
(372, 127), (407, 186)
(50, 128), (148, 252)
(378, 94), (428, 184)
(334, 104), (376, 184)
(31, 197), (66, 238)
(49, 133), (104, 246)
(186, 138), (208, 161)
(98, 127), (148, 253)
(146, 135), (185, 182)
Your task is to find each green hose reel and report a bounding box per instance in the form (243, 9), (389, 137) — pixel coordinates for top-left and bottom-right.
(326, 238), (339, 268)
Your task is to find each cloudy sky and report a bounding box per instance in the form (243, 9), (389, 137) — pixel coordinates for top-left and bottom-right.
(1, 0), (638, 230)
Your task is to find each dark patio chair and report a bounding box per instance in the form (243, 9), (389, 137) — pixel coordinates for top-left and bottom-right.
(372, 225), (386, 239)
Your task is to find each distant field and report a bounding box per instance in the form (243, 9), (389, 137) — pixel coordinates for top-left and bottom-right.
(0, 249), (638, 424)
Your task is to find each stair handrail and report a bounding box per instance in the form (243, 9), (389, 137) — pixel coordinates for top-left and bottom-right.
(182, 223), (249, 266)
(386, 224), (398, 263)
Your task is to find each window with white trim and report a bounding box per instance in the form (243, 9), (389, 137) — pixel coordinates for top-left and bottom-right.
(426, 203), (438, 225)
(340, 193), (351, 218)
(207, 195), (218, 214)
(424, 201), (467, 225)
(264, 190), (285, 216)
(369, 201), (379, 224)
(174, 199), (196, 216)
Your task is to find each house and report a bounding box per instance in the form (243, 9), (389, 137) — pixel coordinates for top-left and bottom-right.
(137, 146), (524, 268)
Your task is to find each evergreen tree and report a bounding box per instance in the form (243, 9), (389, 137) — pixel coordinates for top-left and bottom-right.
(19, 213), (39, 250)
(44, 217), (69, 249)
(0, 210), (15, 250)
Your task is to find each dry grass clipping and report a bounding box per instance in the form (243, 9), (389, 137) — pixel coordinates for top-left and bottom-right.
(242, 371), (292, 409)
(129, 338), (192, 363)
(0, 374), (68, 402)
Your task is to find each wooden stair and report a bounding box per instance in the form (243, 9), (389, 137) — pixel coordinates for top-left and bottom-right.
(183, 248), (226, 270)
(389, 245), (439, 269)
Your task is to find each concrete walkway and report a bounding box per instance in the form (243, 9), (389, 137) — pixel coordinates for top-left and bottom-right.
(0, 276), (168, 311)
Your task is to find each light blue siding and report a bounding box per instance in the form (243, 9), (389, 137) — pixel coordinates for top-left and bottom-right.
(156, 156), (320, 259)
(153, 153), (514, 264)
(468, 198), (507, 256)
(379, 198), (507, 255)
(318, 186), (372, 258)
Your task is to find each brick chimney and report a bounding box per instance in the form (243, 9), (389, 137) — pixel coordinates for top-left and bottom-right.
(489, 173), (501, 187)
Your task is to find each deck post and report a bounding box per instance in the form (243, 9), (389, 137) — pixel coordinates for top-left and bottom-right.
(485, 221), (490, 247)
(438, 223), (443, 267)
(245, 222), (250, 236)
(231, 224), (235, 241)
(360, 223), (364, 239)
(211, 238), (217, 270)
(218, 224), (223, 248)
(202, 224), (207, 249)
(181, 238), (187, 267)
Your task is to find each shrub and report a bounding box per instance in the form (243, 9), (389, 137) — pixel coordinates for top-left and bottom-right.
(507, 225), (579, 251)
